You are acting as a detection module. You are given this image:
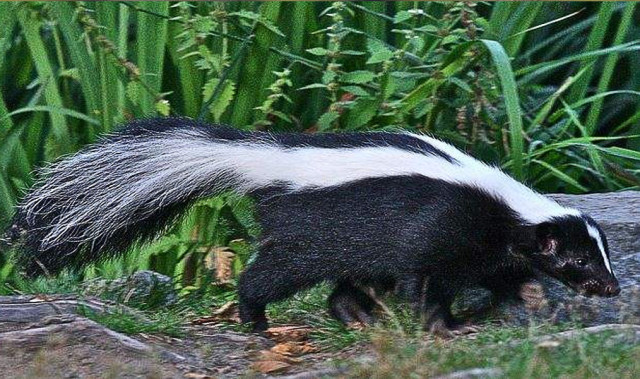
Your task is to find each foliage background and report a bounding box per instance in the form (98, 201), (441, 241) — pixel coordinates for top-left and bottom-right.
(1, 1), (640, 293)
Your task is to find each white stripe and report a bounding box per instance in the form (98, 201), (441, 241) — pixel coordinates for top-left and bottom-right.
(408, 133), (580, 223)
(586, 223), (613, 274)
(25, 128), (580, 248)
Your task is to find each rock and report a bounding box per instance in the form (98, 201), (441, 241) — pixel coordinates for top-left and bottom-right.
(0, 315), (184, 378)
(433, 368), (503, 379)
(518, 324), (640, 347)
(460, 191), (640, 327)
(0, 315), (152, 353)
(269, 367), (347, 379)
(0, 294), (149, 325)
(82, 270), (177, 308)
(549, 191), (640, 259)
(0, 309), (276, 378)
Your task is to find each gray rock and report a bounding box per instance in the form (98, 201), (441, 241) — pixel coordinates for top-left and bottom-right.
(0, 295), (149, 325)
(433, 368), (503, 379)
(517, 324), (640, 347)
(82, 270), (177, 308)
(549, 191), (640, 260)
(461, 191), (640, 327)
(269, 367), (347, 379)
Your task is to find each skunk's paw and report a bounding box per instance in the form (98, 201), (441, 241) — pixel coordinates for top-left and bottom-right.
(330, 297), (376, 327)
(519, 281), (547, 311)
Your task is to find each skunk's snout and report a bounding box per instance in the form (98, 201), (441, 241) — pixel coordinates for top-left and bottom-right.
(579, 278), (621, 298)
(603, 283), (621, 297)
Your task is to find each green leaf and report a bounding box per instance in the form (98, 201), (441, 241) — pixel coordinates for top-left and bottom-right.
(599, 146), (640, 161)
(17, 7), (69, 150)
(516, 40), (640, 82)
(136, 2), (169, 115)
(346, 98), (379, 130)
(340, 70), (376, 84)
(317, 112), (339, 131)
(367, 50), (394, 65)
(342, 86), (371, 97)
(298, 83), (328, 91)
(448, 77), (473, 93)
(322, 71), (337, 84)
(306, 47), (329, 56)
(270, 110), (292, 123)
(441, 35), (460, 45)
(203, 79), (236, 122)
(230, 10), (285, 37)
(394, 11), (412, 24)
(155, 100), (171, 116)
(341, 50), (365, 56)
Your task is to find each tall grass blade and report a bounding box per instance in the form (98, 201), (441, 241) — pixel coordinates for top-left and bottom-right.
(52, 3), (101, 132)
(567, 2), (615, 104)
(136, 2), (169, 115)
(501, 2), (544, 55)
(16, 6), (69, 155)
(1, 105), (100, 126)
(230, 2), (283, 127)
(480, 40), (524, 180)
(516, 41), (640, 83)
(585, 3), (635, 135)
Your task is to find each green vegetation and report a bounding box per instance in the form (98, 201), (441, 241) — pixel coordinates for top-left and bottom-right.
(1, 5), (640, 370)
(3, 0), (640, 293)
(80, 306), (185, 337)
(346, 326), (640, 378)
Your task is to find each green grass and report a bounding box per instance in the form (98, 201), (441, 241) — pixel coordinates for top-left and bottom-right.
(7, 270), (639, 378)
(80, 306), (185, 337)
(345, 326), (640, 378)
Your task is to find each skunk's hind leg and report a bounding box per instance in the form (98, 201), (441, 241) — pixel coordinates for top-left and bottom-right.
(328, 282), (377, 326)
(238, 256), (318, 332)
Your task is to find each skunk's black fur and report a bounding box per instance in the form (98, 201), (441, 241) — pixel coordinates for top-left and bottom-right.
(5, 117), (620, 333)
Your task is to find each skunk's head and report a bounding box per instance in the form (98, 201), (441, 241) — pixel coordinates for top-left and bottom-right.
(520, 215), (620, 298)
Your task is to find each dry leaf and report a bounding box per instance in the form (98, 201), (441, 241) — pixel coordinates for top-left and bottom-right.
(251, 349), (299, 373)
(346, 321), (367, 330)
(256, 350), (301, 364)
(192, 301), (240, 324)
(536, 340), (561, 349)
(201, 246), (235, 283)
(264, 325), (313, 343)
(251, 360), (291, 374)
(271, 342), (318, 356)
(184, 373), (215, 379)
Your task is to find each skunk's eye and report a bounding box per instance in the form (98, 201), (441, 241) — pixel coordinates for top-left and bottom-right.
(575, 258), (587, 267)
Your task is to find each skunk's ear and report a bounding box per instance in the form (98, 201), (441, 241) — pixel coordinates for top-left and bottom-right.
(535, 222), (560, 255)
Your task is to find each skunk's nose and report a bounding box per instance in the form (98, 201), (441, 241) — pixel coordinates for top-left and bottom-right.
(604, 284), (621, 297)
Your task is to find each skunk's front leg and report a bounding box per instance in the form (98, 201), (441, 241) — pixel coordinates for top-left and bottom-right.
(517, 280), (547, 310)
(480, 268), (536, 302)
(423, 278), (477, 338)
(395, 274), (426, 315)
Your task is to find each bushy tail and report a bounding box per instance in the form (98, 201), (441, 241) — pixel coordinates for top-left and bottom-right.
(6, 116), (472, 275)
(7, 118), (270, 276)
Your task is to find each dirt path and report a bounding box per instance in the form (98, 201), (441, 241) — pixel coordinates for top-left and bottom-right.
(0, 312), (360, 379)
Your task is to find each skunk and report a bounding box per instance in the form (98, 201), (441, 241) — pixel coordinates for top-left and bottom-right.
(6, 117), (620, 334)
